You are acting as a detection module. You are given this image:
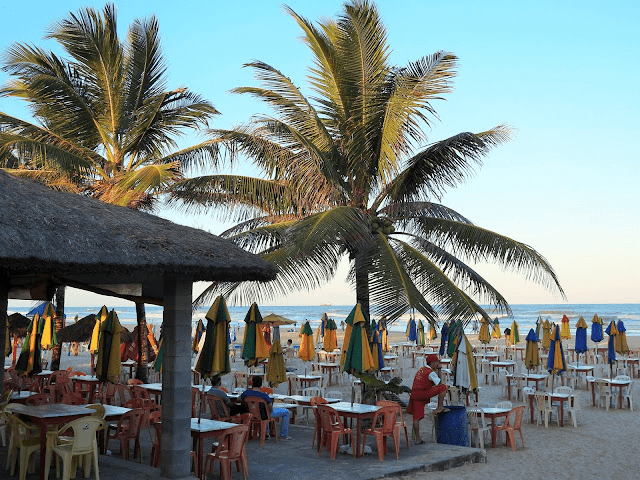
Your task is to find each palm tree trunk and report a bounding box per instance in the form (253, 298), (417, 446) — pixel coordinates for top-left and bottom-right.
(354, 252), (371, 322)
(50, 287), (65, 371)
(135, 302), (149, 383)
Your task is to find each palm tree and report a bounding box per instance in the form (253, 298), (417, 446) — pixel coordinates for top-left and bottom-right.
(0, 4), (219, 378)
(171, 0), (565, 326)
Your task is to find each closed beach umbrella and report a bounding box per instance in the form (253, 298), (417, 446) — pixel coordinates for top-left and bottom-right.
(535, 316), (542, 340)
(542, 319), (552, 350)
(525, 329), (540, 372)
(378, 317), (390, 352)
(491, 318), (501, 339)
(406, 317), (417, 342)
(560, 315), (571, 339)
(324, 318), (338, 352)
(241, 303), (270, 367)
(341, 304), (375, 374)
(96, 310), (122, 383)
(40, 302), (58, 350)
(605, 321), (618, 378)
(417, 320), (425, 347)
(426, 322), (438, 342)
(478, 319), (491, 347)
(547, 325), (566, 392)
(266, 339), (287, 387)
(574, 317), (588, 364)
(153, 337), (164, 373)
(510, 321), (520, 345)
(90, 306), (109, 354)
(447, 320), (462, 358)
(439, 322), (449, 356)
(590, 314), (604, 343)
(16, 313), (43, 376)
(298, 320), (316, 362)
(614, 320), (628, 355)
(370, 323), (385, 371)
(192, 319), (205, 353)
(452, 333), (477, 392)
(195, 295), (232, 379)
(316, 313), (328, 343)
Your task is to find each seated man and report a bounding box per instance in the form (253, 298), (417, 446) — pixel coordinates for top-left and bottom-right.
(240, 375), (291, 439)
(207, 376), (246, 416)
(406, 354), (447, 444)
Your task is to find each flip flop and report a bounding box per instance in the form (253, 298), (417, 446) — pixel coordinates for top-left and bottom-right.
(414, 440), (425, 445)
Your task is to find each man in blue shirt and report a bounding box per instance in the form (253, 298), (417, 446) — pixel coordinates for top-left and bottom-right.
(241, 375), (291, 439)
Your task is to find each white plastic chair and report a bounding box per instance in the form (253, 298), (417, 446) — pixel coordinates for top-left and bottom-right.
(621, 380), (634, 411)
(467, 407), (491, 449)
(44, 416), (106, 480)
(565, 395), (583, 427)
(594, 380), (614, 410)
(534, 392), (558, 427)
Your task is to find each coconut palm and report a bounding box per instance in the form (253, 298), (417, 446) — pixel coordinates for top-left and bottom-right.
(0, 4), (219, 377)
(171, 0), (565, 325)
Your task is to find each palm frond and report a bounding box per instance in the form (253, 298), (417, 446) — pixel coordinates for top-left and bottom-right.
(378, 201), (471, 224)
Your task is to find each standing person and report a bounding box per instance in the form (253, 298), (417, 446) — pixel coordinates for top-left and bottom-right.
(241, 376), (291, 439)
(406, 354), (447, 444)
(504, 327), (512, 347)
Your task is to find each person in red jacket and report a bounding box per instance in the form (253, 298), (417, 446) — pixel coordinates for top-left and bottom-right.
(406, 354), (447, 444)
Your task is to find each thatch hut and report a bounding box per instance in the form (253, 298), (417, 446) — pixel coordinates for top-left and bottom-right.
(0, 170), (276, 478)
(7, 312), (30, 336)
(57, 314), (97, 343)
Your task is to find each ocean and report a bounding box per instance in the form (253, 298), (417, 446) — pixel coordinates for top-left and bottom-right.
(9, 303), (640, 337)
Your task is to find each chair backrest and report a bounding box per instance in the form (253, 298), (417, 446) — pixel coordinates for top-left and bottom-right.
(303, 386), (325, 398)
(63, 416), (106, 455)
(26, 392), (51, 406)
(310, 396), (327, 407)
(614, 375), (631, 381)
(206, 394), (230, 420)
(377, 405), (399, 434)
(244, 396), (271, 421)
(534, 392), (551, 409)
(213, 424), (249, 460)
(317, 404), (341, 432)
(508, 406), (525, 429)
(594, 379), (610, 394)
(232, 412), (253, 426)
(60, 392), (87, 405)
(467, 406), (486, 428)
(325, 390), (343, 401)
(234, 372), (247, 389)
(117, 408), (145, 438)
(130, 385), (151, 401)
(495, 401), (512, 410)
(259, 387), (274, 395)
(123, 397), (147, 410)
(86, 404), (106, 418)
(49, 370), (70, 385)
(6, 412), (37, 446)
(127, 378), (144, 386)
(555, 386), (572, 395)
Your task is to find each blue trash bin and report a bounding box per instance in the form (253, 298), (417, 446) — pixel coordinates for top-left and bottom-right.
(435, 405), (470, 446)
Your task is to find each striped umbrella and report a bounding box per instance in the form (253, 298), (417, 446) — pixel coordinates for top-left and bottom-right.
(574, 317), (588, 364)
(323, 318), (338, 352)
(241, 303), (270, 367)
(417, 320), (425, 347)
(341, 304), (375, 374)
(426, 322), (438, 342)
(195, 295), (232, 379)
(525, 328), (540, 372)
(316, 313), (328, 343)
(378, 317), (390, 352)
(491, 318), (501, 339)
(192, 319), (206, 353)
(96, 310), (123, 383)
(560, 315), (571, 339)
(15, 313), (43, 376)
(542, 319), (552, 350)
(547, 325), (566, 393)
(298, 320), (315, 362)
(510, 321), (520, 345)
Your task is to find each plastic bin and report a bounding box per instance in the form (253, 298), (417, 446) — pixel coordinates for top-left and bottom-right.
(435, 405), (470, 446)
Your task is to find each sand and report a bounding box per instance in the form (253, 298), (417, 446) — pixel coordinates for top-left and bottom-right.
(7, 328), (638, 480)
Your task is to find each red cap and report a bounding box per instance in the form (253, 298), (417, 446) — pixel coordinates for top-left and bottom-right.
(426, 354), (439, 364)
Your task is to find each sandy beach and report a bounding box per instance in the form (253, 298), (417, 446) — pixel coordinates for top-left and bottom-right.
(7, 328), (638, 480)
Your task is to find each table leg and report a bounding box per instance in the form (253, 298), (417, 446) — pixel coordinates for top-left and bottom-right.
(529, 396), (534, 424)
(490, 417), (497, 448)
(355, 417), (363, 457)
(507, 378), (512, 400)
(559, 401), (564, 427)
(411, 353), (415, 369)
(39, 425), (47, 480)
(591, 383), (596, 406)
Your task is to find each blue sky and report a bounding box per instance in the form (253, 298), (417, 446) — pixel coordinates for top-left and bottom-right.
(2, 1), (638, 307)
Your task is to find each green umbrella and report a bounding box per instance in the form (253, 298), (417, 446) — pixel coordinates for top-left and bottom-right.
(96, 310), (123, 383)
(266, 339), (287, 387)
(341, 304), (375, 374)
(15, 313), (43, 376)
(241, 303), (270, 367)
(153, 337), (164, 373)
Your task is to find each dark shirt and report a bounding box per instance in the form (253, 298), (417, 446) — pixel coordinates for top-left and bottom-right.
(240, 389), (272, 404)
(207, 387), (232, 406)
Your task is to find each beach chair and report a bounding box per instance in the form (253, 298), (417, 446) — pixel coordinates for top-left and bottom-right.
(467, 407), (491, 449)
(362, 405), (401, 461)
(317, 405), (354, 460)
(204, 424), (250, 480)
(495, 406), (525, 450)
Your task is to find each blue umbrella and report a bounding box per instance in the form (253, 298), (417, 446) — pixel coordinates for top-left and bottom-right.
(406, 317), (417, 342)
(590, 314), (603, 343)
(547, 325), (566, 393)
(439, 322), (449, 356)
(605, 321), (617, 379)
(574, 317), (588, 365)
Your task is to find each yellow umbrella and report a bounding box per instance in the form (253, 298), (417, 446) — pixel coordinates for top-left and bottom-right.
(195, 295), (232, 378)
(478, 319), (491, 345)
(510, 321), (520, 345)
(96, 310), (122, 383)
(525, 329), (540, 371)
(241, 303), (270, 367)
(40, 302), (57, 350)
(560, 315), (571, 339)
(426, 322), (438, 342)
(323, 318), (338, 352)
(266, 339), (287, 387)
(614, 320), (629, 354)
(298, 321), (315, 362)
(341, 304), (375, 374)
(542, 319), (552, 350)
(491, 318), (501, 339)
(16, 313), (43, 376)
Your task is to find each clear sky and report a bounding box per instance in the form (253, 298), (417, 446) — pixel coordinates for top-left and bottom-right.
(2, 1), (638, 307)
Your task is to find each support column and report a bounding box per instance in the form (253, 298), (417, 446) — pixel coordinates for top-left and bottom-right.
(0, 274), (8, 397)
(160, 276), (195, 479)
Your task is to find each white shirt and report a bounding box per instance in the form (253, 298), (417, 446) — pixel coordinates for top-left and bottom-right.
(429, 370), (441, 386)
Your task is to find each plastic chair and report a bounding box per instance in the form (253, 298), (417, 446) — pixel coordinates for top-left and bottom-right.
(466, 407), (491, 449)
(25, 392), (51, 406)
(244, 396), (277, 446)
(495, 406), (525, 450)
(621, 380), (634, 411)
(127, 378), (144, 386)
(565, 394), (583, 427)
(6, 411), (40, 480)
(376, 400), (410, 449)
(204, 424), (250, 480)
(302, 387), (326, 423)
(534, 392), (557, 427)
(233, 372), (247, 390)
(362, 406), (401, 461)
(0, 390), (13, 447)
(317, 404), (354, 460)
(105, 408), (144, 461)
(310, 396), (328, 449)
(594, 380), (614, 410)
(86, 404), (106, 419)
(206, 394), (232, 421)
(60, 392), (87, 405)
(44, 416), (105, 480)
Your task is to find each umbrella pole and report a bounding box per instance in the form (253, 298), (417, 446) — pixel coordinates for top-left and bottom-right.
(198, 378), (205, 424)
(550, 374), (554, 394)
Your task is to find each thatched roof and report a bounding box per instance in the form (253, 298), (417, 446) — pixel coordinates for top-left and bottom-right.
(58, 314), (96, 343)
(0, 170), (276, 301)
(7, 313), (30, 336)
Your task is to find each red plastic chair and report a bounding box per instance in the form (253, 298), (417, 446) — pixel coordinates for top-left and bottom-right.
(317, 404), (353, 460)
(25, 392), (51, 406)
(105, 408), (144, 461)
(204, 424), (250, 480)
(376, 400), (410, 449)
(496, 406), (525, 451)
(244, 396), (277, 445)
(362, 405), (401, 461)
(60, 392), (87, 405)
(205, 394), (231, 421)
(310, 396), (328, 449)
